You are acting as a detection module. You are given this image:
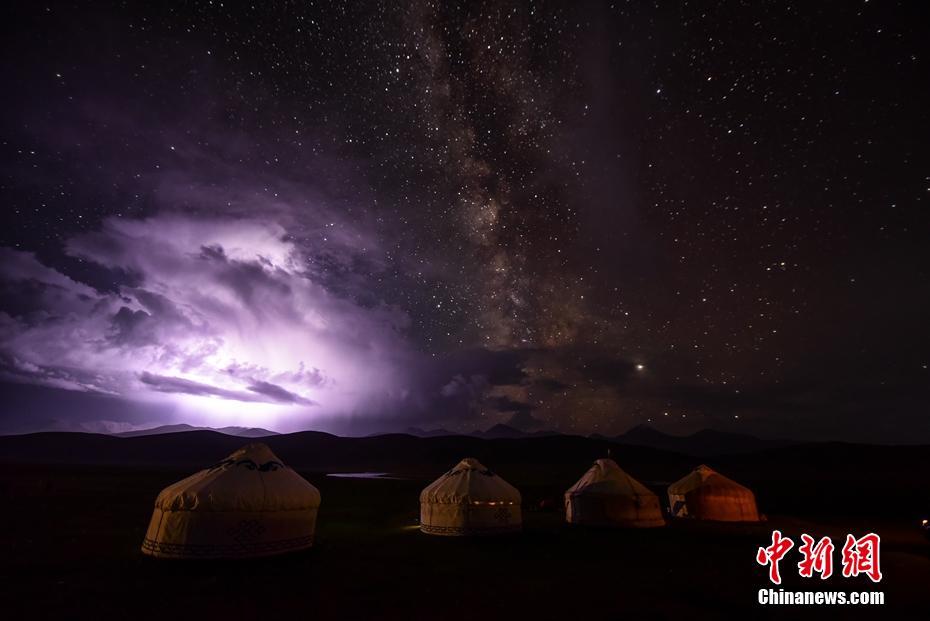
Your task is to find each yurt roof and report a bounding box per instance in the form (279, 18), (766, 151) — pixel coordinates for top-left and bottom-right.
(420, 457), (521, 504)
(565, 458), (656, 498)
(154, 443), (321, 512)
(667, 464), (753, 496)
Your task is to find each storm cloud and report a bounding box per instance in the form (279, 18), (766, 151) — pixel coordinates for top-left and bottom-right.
(0, 215), (417, 431)
(138, 372), (317, 406)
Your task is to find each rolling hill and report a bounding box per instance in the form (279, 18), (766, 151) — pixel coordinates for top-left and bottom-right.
(115, 424), (278, 438)
(612, 424), (796, 456)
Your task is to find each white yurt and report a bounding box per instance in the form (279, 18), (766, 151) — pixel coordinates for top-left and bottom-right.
(564, 458), (665, 527)
(141, 443), (321, 559)
(420, 458), (522, 536)
(667, 464), (760, 522)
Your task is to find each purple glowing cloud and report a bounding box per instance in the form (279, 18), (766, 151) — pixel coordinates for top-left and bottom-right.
(0, 215), (418, 431)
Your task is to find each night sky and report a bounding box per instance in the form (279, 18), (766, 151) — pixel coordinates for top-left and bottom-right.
(1, 1), (927, 442)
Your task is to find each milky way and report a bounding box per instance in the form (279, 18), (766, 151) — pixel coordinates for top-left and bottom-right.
(0, 2), (927, 441)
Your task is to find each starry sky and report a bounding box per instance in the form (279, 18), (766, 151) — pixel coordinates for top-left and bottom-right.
(1, 1), (927, 442)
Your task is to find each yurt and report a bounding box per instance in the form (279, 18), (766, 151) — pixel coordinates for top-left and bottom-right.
(667, 464), (760, 522)
(420, 458), (522, 536)
(141, 443), (321, 559)
(564, 458), (665, 527)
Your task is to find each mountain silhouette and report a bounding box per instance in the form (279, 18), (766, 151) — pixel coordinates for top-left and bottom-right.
(115, 424), (278, 438)
(613, 424), (794, 456)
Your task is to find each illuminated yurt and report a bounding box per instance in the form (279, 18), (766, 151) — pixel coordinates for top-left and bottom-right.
(141, 443), (321, 559)
(667, 464), (760, 522)
(564, 458), (665, 527)
(420, 458), (522, 536)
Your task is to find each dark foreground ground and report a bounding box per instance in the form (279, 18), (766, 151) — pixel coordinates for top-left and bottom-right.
(0, 463), (927, 620)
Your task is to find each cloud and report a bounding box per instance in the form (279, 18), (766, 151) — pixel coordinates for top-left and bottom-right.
(245, 380), (317, 406)
(138, 372), (315, 406)
(533, 377), (571, 392)
(0, 214), (417, 430)
(140, 372), (265, 402)
(0, 352), (116, 395)
(487, 395), (535, 413)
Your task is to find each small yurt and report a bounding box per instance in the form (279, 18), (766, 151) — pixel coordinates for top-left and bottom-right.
(420, 458), (521, 536)
(667, 464), (760, 522)
(564, 458), (665, 527)
(141, 443), (321, 559)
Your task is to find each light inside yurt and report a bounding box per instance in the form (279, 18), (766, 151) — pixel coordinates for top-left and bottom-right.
(419, 457), (522, 536)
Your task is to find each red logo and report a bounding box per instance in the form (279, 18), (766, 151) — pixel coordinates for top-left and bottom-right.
(756, 530), (794, 584)
(757, 532), (882, 584)
(841, 533), (882, 583)
(797, 534), (834, 579)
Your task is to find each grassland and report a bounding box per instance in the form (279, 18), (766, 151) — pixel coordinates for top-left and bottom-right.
(1, 462), (926, 620)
